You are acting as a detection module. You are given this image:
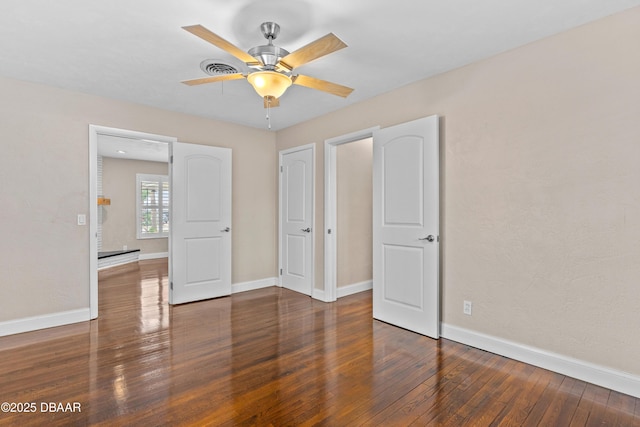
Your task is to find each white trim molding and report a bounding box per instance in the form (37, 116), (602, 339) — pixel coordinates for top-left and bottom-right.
(312, 288), (328, 302)
(89, 125), (177, 320)
(232, 277), (278, 294)
(337, 280), (373, 299)
(0, 309), (90, 337)
(441, 323), (640, 399)
(324, 126), (379, 303)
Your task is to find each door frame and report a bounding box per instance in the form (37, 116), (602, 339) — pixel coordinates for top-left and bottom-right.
(323, 127), (379, 302)
(278, 143), (316, 296)
(88, 125), (176, 319)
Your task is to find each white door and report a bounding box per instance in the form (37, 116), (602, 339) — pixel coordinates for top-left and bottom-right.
(280, 145), (314, 296)
(170, 141), (232, 305)
(372, 116), (440, 338)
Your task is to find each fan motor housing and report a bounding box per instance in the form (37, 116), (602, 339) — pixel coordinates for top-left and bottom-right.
(248, 45), (290, 70)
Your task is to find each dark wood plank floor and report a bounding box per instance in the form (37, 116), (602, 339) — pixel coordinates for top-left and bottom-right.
(0, 259), (638, 426)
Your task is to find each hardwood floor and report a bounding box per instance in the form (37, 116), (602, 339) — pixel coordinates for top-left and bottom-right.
(0, 259), (638, 426)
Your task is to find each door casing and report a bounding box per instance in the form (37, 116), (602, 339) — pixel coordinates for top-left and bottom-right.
(88, 125), (176, 319)
(323, 127), (379, 302)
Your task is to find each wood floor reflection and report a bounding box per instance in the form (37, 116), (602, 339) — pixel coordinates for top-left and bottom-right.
(0, 259), (638, 426)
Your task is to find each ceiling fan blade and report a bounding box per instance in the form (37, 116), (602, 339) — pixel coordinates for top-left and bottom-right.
(183, 25), (262, 66)
(263, 96), (280, 108)
(277, 33), (347, 71)
(293, 75), (354, 98)
(181, 73), (245, 86)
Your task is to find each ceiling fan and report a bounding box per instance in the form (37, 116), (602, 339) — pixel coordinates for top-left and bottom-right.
(182, 22), (354, 109)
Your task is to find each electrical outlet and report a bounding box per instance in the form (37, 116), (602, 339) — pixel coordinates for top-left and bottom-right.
(463, 300), (472, 316)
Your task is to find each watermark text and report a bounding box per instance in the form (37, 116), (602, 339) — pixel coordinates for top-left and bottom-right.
(1, 402), (82, 413)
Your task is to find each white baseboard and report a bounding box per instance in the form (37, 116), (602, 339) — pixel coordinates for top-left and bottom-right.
(313, 288), (328, 302)
(441, 323), (640, 399)
(0, 309), (90, 337)
(232, 277), (278, 294)
(337, 280), (372, 298)
(138, 252), (168, 261)
(312, 280), (372, 302)
(235, 277), (330, 301)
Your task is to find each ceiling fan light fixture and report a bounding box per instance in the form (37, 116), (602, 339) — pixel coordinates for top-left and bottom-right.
(247, 71), (292, 99)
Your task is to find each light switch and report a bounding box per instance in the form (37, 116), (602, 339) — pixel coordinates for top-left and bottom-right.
(77, 214), (86, 225)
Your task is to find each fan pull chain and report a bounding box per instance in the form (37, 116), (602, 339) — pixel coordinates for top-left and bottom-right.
(266, 97), (272, 129)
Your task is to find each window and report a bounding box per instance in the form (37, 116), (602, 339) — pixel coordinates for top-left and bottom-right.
(136, 174), (169, 239)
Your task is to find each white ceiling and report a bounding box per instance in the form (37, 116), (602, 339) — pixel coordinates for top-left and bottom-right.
(1, 0), (638, 131)
(97, 134), (168, 163)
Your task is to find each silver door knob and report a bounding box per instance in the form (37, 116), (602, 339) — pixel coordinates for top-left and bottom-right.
(221, 227), (230, 232)
(419, 235), (435, 242)
(301, 227), (311, 233)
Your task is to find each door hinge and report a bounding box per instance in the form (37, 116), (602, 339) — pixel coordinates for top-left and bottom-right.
(170, 155), (173, 164)
(170, 281), (173, 290)
(280, 166), (283, 173)
(280, 268), (283, 275)
(328, 229), (332, 234)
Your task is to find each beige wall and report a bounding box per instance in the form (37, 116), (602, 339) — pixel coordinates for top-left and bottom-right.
(101, 157), (169, 255)
(0, 77), (276, 323)
(336, 138), (372, 287)
(277, 7), (640, 375)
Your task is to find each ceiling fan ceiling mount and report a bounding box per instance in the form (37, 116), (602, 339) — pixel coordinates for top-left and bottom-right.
(260, 22), (280, 43)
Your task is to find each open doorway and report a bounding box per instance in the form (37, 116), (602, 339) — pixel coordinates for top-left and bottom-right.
(89, 126), (176, 319)
(98, 135), (169, 264)
(336, 139), (373, 294)
(323, 127), (379, 302)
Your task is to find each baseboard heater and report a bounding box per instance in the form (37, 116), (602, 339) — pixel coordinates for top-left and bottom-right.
(98, 249), (140, 270)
